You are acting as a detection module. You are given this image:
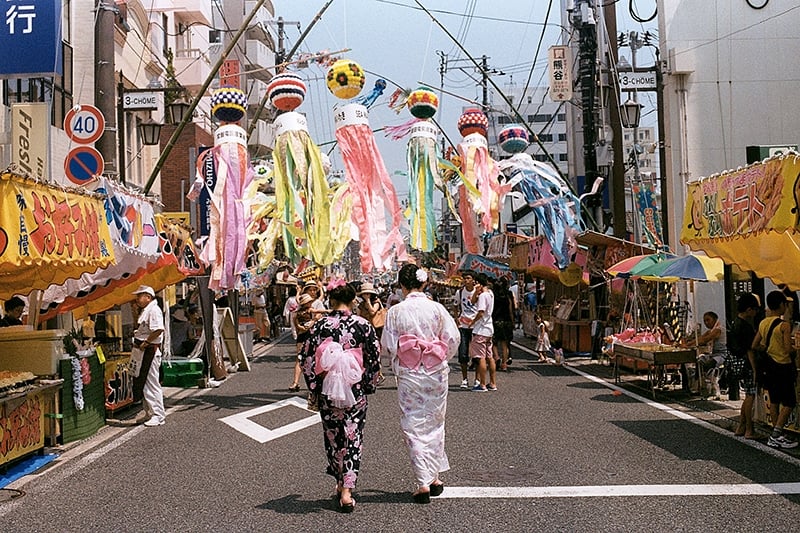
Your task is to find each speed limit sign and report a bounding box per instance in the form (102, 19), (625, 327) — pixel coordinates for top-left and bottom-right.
(64, 105), (106, 144)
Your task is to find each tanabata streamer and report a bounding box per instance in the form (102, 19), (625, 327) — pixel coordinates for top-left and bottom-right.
(334, 103), (407, 270)
(187, 87), (253, 291)
(498, 153), (584, 269)
(272, 111), (352, 266)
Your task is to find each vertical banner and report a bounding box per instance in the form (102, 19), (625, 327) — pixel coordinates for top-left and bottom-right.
(197, 146), (216, 237)
(633, 181), (664, 247)
(548, 45), (572, 102)
(0, 0), (62, 77)
(12, 103), (48, 178)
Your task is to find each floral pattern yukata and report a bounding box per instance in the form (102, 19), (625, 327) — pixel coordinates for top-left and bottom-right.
(300, 310), (381, 490)
(381, 292), (460, 488)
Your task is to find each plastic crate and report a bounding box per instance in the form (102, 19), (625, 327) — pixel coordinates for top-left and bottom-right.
(162, 359), (204, 388)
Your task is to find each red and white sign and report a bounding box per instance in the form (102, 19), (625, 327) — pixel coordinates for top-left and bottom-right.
(64, 146), (105, 185)
(64, 104), (105, 144)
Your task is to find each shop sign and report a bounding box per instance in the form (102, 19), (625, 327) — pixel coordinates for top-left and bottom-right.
(0, 0), (62, 77)
(548, 45), (572, 102)
(11, 102), (48, 179)
(104, 356), (134, 412)
(0, 390), (44, 463)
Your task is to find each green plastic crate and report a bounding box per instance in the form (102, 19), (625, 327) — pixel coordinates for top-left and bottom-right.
(161, 359), (204, 388)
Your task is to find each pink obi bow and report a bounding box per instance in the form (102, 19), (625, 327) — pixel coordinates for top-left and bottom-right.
(314, 338), (364, 408)
(397, 334), (448, 370)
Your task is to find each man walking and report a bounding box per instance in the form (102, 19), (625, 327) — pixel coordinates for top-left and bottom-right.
(456, 272), (479, 388)
(469, 273), (495, 392)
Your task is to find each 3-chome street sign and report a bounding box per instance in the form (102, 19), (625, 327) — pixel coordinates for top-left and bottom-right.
(122, 91), (163, 111)
(618, 69), (657, 91)
(64, 105), (106, 144)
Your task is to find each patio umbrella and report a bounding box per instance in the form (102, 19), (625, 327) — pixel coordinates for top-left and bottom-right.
(606, 253), (675, 278)
(652, 254), (724, 282)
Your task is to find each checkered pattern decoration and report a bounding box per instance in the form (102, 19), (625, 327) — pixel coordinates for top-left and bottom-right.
(211, 87), (248, 123)
(326, 59), (366, 100)
(498, 124), (529, 154)
(267, 72), (306, 112)
(457, 108), (489, 138)
(407, 87), (439, 119)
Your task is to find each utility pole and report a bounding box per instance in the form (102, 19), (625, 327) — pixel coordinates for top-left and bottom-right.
(603, 1), (627, 239)
(575, 0), (601, 231)
(95, 0), (118, 178)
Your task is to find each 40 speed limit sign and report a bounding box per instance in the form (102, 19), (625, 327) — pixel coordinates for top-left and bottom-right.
(64, 104), (106, 144)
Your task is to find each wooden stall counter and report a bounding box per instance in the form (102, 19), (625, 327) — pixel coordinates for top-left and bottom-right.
(613, 343), (698, 398)
(0, 380), (62, 467)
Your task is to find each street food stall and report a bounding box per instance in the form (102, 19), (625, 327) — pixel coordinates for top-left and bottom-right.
(681, 151), (800, 432)
(0, 171), (116, 456)
(613, 343), (698, 398)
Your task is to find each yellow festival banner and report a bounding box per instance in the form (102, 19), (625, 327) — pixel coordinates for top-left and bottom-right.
(0, 172), (115, 299)
(680, 153), (800, 288)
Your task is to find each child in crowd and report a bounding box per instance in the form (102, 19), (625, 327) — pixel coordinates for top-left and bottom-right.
(535, 314), (551, 362)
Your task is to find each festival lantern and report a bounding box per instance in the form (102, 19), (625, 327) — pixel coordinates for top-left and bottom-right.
(407, 87), (439, 119)
(457, 107), (489, 138)
(498, 124), (530, 154)
(326, 59), (366, 100)
(272, 111), (352, 266)
(267, 71), (307, 111)
(456, 107), (508, 253)
(187, 87), (253, 291)
(334, 103), (408, 270)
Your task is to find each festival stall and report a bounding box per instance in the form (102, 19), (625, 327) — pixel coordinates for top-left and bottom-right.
(0, 171), (116, 458)
(681, 151), (800, 431)
(509, 234), (591, 351)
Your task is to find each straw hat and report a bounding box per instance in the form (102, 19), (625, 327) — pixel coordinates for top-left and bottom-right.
(297, 293), (314, 306)
(357, 282), (378, 295)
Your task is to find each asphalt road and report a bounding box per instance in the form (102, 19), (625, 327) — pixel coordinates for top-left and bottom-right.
(2, 330), (799, 532)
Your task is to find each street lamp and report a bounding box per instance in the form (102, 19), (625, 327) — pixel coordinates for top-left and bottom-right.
(620, 98), (643, 129)
(137, 118), (163, 146)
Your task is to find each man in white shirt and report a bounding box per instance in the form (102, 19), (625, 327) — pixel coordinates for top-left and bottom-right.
(132, 285), (166, 427)
(456, 272), (479, 388)
(469, 273), (495, 392)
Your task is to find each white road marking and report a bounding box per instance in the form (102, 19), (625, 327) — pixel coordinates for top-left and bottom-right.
(439, 483), (800, 498)
(511, 341), (800, 468)
(218, 395), (320, 443)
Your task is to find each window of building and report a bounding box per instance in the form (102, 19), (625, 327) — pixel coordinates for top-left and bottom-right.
(558, 133), (567, 142)
(531, 113), (552, 122)
(533, 154), (548, 162)
(557, 113), (566, 121)
(558, 153), (568, 161)
(2, 43), (73, 129)
(527, 96), (533, 104)
(538, 133), (553, 142)
(498, 115), (514, 125)
(162, 13), (169, 57)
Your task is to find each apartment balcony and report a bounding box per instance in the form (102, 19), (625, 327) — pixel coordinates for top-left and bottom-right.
(245, 39), (275, 81)
(248, 119), (275, 154)
(173, 0), (213, 26)
(245, 1), (276, 49)
(247, 78), (268, 109)
(174, 48), (212, 92)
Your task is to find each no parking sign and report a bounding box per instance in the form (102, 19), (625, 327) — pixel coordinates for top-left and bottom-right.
(64, 146), (104, 185)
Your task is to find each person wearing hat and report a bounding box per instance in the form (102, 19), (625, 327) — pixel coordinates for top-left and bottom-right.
(289, 293), (317, 392)
(132, 285), (166, 427)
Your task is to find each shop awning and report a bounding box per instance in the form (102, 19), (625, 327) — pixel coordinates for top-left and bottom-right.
(0, 172), (115, 300)
(457, 253), (511, 280)
(509, 234), (589, 286)
(680, 152), (800, 288)
(37, 215), (203, 320)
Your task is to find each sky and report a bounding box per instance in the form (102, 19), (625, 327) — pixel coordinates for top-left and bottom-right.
(270, 0), (658, 197)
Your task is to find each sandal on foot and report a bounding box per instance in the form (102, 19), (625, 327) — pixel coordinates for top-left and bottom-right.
(430, 483), (444, 497)
(412, 490), (431, 504)
(338, 498), (355, 513)
(289, 384), (301, 392)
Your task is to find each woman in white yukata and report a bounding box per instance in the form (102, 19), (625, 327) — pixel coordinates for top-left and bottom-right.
(381, 263), (460, 504)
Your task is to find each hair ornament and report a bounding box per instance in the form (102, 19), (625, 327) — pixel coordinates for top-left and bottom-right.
(326, 278), (347, 291)
(416, 269), (428, 283)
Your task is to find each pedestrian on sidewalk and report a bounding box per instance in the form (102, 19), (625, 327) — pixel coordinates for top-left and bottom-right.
(131, 285), (166, 427)
(469, 273), (495, 391)
(727, 292), (760, 439)
(299, 279), (382, 512)
(381, 264), (459, 504)
(455, 271), (478, 388)
(534, 314), (551, 362)
(752, 290), (798, 449)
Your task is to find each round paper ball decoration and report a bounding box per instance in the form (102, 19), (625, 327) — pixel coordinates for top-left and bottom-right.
(457, 108), (489, 138)
(407, 87), (439, 119)
(267, 72), (306, 111)
(498, 124), (530, 153)
(211, 87), (248, 123)
(326, 59), (366, 100)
